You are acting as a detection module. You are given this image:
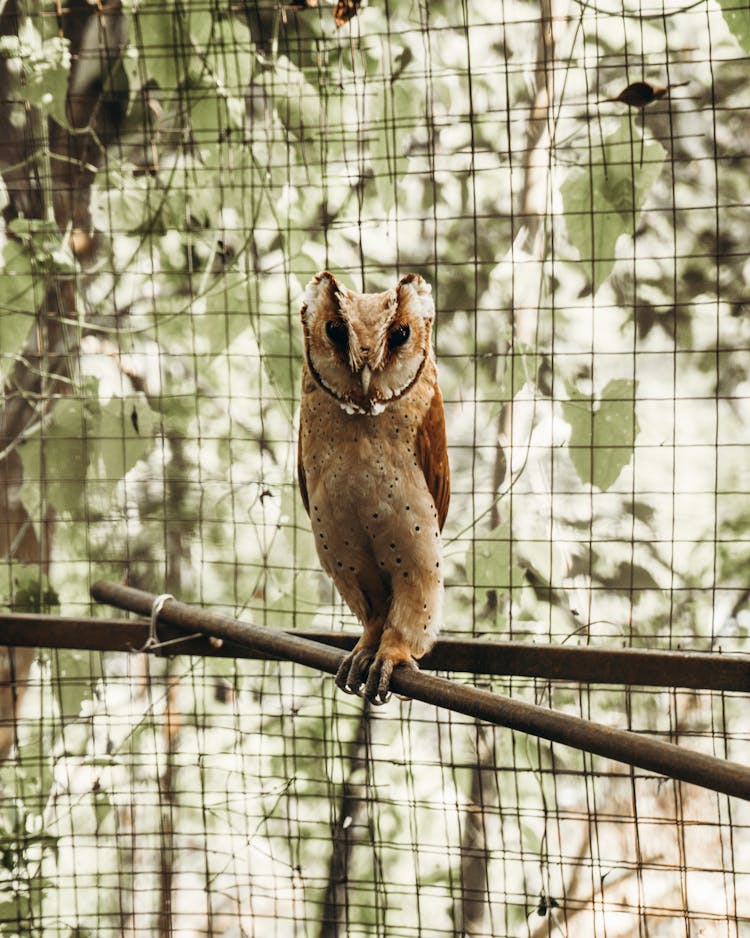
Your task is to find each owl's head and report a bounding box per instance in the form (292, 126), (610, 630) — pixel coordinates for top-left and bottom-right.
(300, 271), (435, 416)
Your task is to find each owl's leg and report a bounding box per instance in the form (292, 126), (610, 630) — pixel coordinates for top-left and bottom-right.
(361, 576), (442, 704)
(335, 618), (386, 696)
(362, 627), (419, 704)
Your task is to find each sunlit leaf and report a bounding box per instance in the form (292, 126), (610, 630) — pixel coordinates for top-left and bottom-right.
(255, 308), (303, 413)
(264, 55), (322, 142)
(601, 561), (661, 596)
(499, 345), (544, 401)
(716, 0), (750, 52)
(49, 650), (102, 722)
(19, 390), (156, 518)
(0, 241), (38, 380)
(562, 378), (640, 491)
(200, 272), (254, 355)
(0, 22), (71, 124)
(121, 2), (182, 92)
(466, 521), (513, 591)
(8, 565), (60, 613)
(561, 118), (665, 291)
(95, 394), (157, 487)
(369, 74), (424, 216)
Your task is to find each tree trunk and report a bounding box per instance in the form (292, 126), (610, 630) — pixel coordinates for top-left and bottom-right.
(319, 703), (372, 938)
(0, 0), (127, 758)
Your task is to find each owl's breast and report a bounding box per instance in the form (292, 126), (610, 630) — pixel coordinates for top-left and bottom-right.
(300, 374), (427, 505)
(299, 376), (443, 598)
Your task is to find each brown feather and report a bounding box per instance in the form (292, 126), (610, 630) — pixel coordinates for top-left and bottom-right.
(297, 431), (310, 517)
(416, 384), (450, 531)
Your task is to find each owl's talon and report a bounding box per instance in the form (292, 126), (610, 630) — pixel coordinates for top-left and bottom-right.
(355, 653), (419, 704)
(334, 654), (354, 693)
(336, 644), (420, 704)
(362, 655), (394, 704)
(335, 648), (376, 695)
(368, 689), (391, 706)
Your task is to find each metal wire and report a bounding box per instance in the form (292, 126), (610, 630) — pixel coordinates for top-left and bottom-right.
(88, 580), (750, 802)
(1, 1), (749, 935)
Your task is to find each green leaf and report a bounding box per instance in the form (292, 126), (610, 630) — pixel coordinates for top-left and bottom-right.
(499, 344), (544, 401)
(91, 167), (156, 234)
(19, 398), (89, 518)
(93, 787), (115, 830)
(19, 389), (156, 518)
(123, 3), (183, 92)
(369, 76), (424, 215)
(0, 22), (71, 124)
(562, 378), (640, 491)
(7, 217), (77, 275)
(561, 118), (665, 292)
(716, 0), (750, 52)
(7, 565), (60, 613)
(0, 241), (38, 380)
(466, 521), (513, 591)
(0, 238), (40, 309)
(205, 16), (254, 92)
(199, 272), (253, 355)
(245, 276), (303, 415)
(94, 394), (156, 489)
(263, 56), (322, 142)
(0, 893), (33, 928)
(255, 307), (302, 413)
(122, 0), (215, 101)
(601, 561), (661, 596)
(49, 650), (102, 722)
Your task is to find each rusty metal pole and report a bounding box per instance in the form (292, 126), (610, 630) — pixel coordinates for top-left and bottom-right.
(3, 613), (748, 690)
(90, 580), (750, 801)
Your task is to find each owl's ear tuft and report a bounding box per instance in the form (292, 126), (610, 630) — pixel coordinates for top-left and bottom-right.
(303, 271), (342, 322)
(397, 274), (434, 320)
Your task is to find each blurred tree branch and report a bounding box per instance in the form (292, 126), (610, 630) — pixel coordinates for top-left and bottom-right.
(0, 0), (127, 759)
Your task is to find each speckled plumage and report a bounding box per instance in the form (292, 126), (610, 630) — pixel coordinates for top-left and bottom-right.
(298, 271), (450, 703)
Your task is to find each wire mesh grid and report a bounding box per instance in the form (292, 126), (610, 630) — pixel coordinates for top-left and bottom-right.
(0, 0), (749, 935)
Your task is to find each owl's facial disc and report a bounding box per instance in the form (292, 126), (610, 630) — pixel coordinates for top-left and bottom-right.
(302, 270), (433, 416)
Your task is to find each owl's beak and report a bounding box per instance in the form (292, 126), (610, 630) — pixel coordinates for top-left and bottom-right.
(360, 364), (372, 395)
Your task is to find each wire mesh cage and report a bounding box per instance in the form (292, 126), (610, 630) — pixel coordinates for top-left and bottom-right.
(0, 0), (749, 935)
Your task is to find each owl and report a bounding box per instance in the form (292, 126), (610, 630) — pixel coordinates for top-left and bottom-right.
(298, 271), (450, 704)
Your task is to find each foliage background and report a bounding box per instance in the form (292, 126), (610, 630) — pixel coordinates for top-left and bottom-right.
(0, 0), (748, 935)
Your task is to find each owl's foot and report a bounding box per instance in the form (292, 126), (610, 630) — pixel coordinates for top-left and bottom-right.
(335, 645), (378, 698)
(363, 653), (417, 705)
(335, 629), (418, 705)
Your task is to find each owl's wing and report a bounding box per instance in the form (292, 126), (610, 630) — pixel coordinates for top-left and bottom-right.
(416, 385), (450, 531)
(297, 434), (310, 517)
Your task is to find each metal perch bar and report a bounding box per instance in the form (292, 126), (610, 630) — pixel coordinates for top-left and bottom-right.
(2, 610), (749, 692)
(86, 581), (750, 802)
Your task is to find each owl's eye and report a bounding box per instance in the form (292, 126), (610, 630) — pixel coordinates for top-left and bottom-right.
(325, 319), (349, 350)
(388, 324), (411, 350)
